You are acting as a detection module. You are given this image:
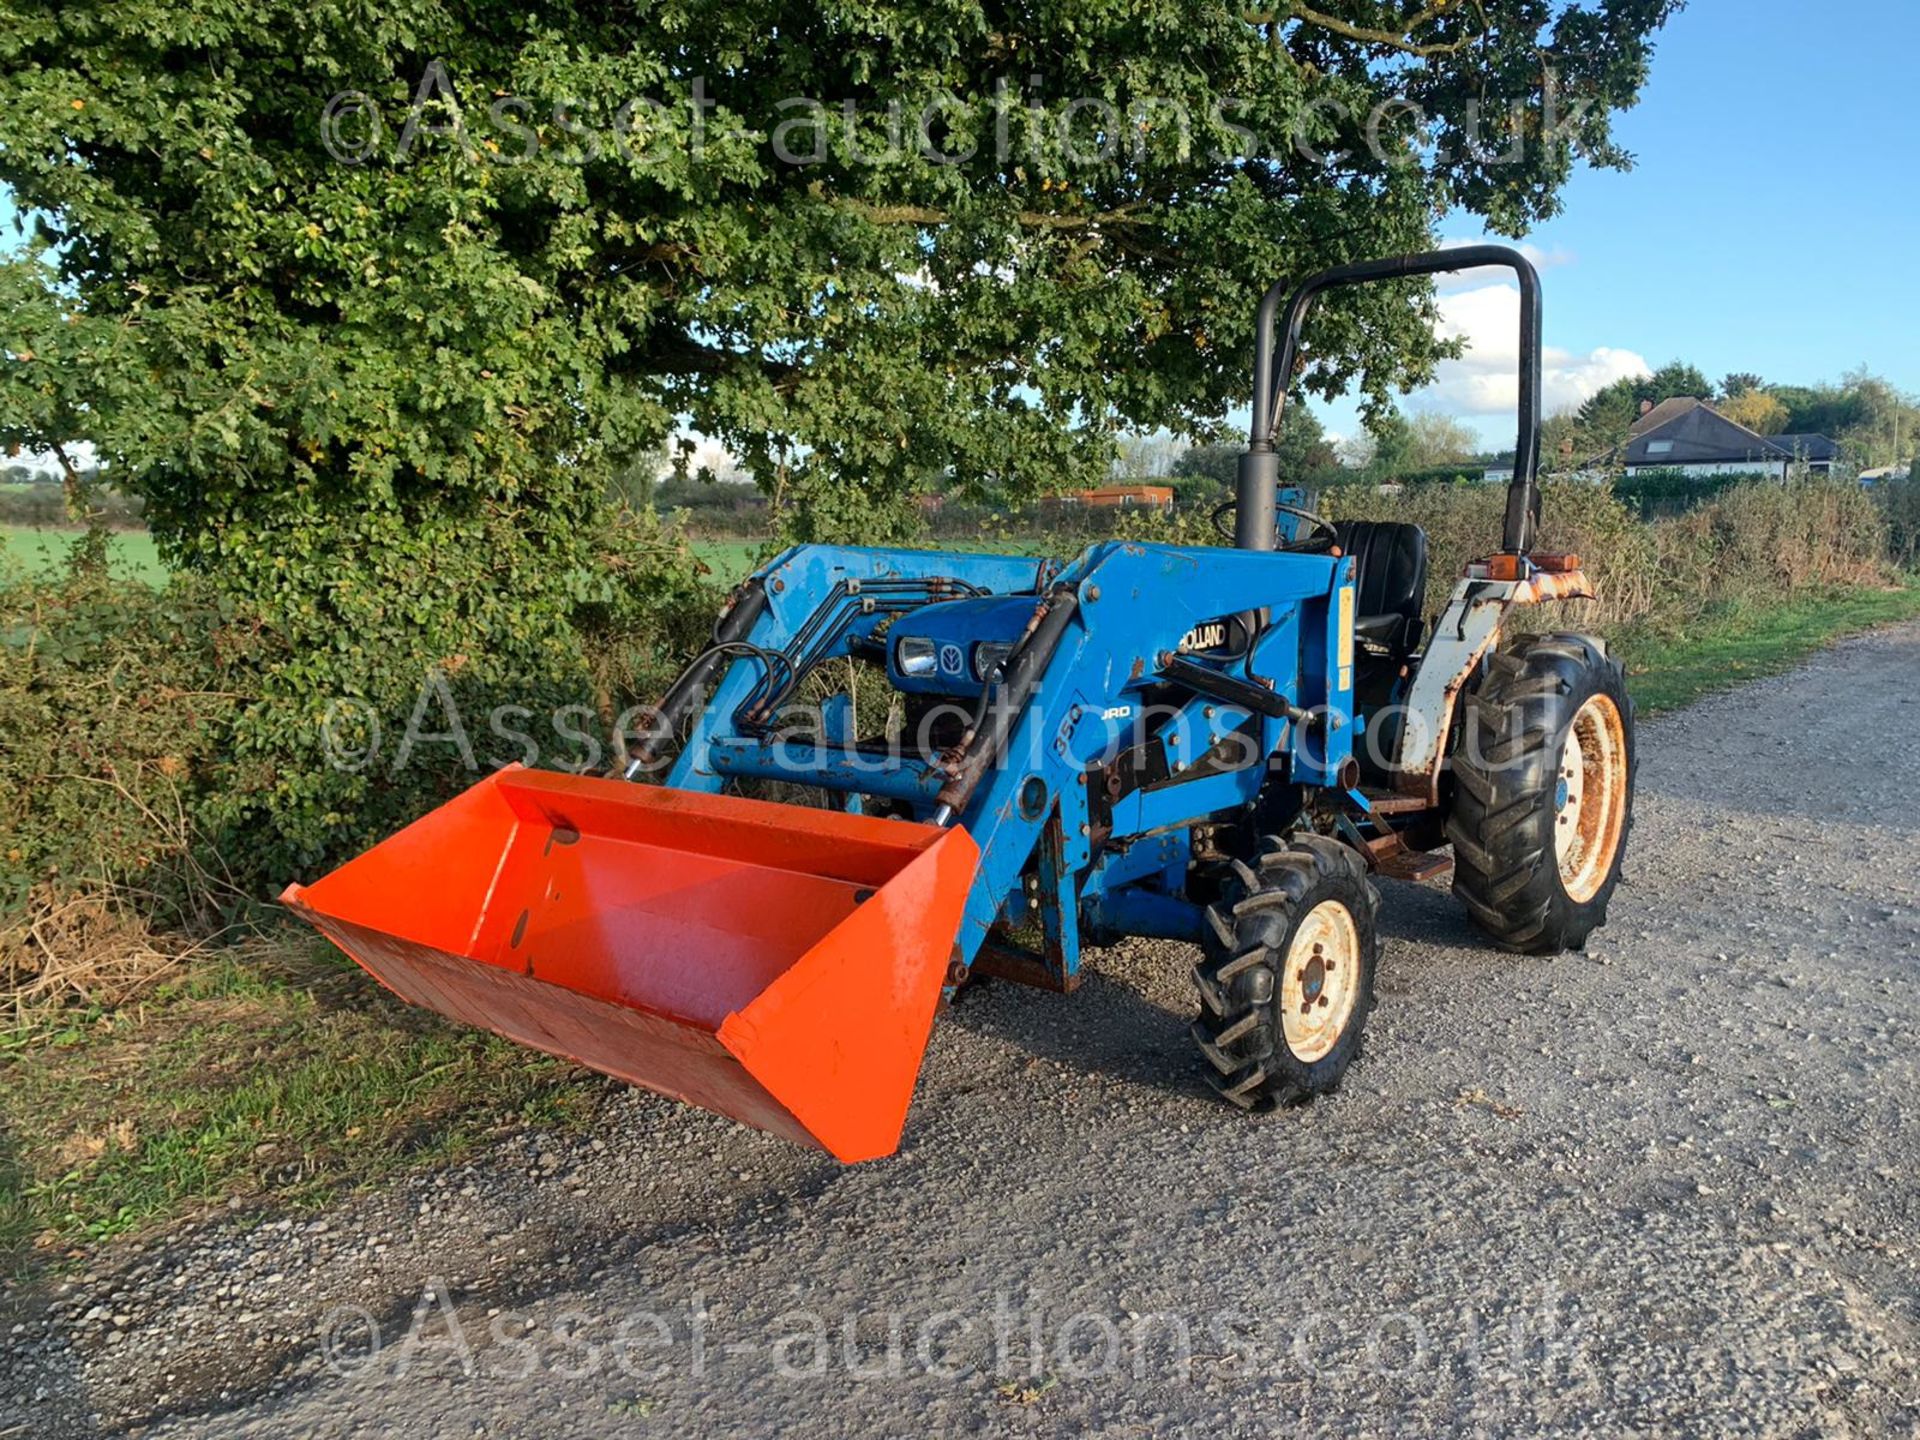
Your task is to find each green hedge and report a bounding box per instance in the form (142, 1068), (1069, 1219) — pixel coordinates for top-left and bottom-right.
(2, 510), (719, 920)
(1610, 467), (1773, 519)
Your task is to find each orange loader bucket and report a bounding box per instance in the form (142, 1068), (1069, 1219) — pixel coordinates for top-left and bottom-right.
(282, 767), (979, 1162)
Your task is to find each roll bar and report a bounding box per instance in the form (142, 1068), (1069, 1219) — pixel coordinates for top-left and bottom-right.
(1238, 244), (1543, 556)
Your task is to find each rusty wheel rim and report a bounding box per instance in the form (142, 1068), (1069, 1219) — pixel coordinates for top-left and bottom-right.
(1554, 693), (1627, 904)
(1280, 900), (1360, 1063)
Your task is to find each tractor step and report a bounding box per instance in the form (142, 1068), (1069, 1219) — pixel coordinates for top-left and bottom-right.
(1361, 790), (1432, 817)
(1363, 830), (1454, 883)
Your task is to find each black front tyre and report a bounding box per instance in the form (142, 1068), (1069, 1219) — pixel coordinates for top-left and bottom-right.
(1190, 836), (1382, 1110)
(1447, 632), (1635, 954)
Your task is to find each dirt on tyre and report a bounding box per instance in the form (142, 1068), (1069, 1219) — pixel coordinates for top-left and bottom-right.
(1191, 835), (1382, 1110)
(1448, 632), (1635, 954)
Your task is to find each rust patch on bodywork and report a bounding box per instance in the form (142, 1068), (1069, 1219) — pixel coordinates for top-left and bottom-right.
(1513, 568), (1595, 604)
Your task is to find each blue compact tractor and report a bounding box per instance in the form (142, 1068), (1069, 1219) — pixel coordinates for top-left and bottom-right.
(290, 246), (1636, 1161)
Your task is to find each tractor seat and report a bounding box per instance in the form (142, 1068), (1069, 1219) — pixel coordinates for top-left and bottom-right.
(1333, 521), (1429, 655)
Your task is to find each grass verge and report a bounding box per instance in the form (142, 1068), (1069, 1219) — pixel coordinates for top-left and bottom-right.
(1614, 582), (1920, 715)
(0, 936), (604, 1266)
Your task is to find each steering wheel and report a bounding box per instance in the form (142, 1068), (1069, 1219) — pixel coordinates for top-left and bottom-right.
(1209, 497), (1341, 554)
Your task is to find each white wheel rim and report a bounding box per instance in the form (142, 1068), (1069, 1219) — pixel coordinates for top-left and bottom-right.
(1554, 693), (1627, 903)
(1279, 900), (1361, 1063)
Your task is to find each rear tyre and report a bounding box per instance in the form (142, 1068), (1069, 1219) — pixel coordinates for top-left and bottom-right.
(1190, 836), (1381, 1110)
(1447, 632), (1635, 954)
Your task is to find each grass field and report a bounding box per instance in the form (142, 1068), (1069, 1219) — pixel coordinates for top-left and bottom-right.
(1, 524), (167, 583)
(5, 527), (761, 588)
(690, 538), (764, 583)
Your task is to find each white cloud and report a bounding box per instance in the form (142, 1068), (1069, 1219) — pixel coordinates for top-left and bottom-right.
(671, 432), (749, 482)
(5, 443), (96, 477)
(1431, 237), (1576, 292)
(1407, 281), (1650, 420)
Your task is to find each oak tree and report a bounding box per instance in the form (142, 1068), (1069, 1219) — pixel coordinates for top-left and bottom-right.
(0, 0), (1681, 868)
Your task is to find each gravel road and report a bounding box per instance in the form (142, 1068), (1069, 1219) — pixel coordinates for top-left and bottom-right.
(7, 622), (1920, 1438)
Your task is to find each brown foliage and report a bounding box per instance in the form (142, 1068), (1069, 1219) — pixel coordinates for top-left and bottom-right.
(1324, 478), (1891, 636)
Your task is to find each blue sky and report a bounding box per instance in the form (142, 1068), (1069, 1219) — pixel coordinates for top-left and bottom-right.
(1328, 0), (1920, 447)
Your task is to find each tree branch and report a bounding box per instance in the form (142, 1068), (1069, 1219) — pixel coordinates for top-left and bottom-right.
(1286, 2), (1487, 59)
(50, 442), (95, 524)
(615, 326), (801, 392)
(604, 242), (697, 277)
(832, 198), (1151, 230)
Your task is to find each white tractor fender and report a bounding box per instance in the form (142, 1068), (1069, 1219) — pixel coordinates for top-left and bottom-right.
(1392, 567), (1595, 803)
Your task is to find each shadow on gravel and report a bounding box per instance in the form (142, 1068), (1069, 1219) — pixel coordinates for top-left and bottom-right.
(0, 1118), (101, 1440)
(1374, 877), (1482, 947)
(944, 970), (1215, 1102)
(91, 1152), (856, 1436)
(943, 881), (1494, 1100)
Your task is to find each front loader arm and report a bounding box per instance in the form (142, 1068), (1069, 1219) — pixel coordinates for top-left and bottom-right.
(656, 540), (1361, 983)
(659, 546), (1055, 793)
(935, 542), (1357, 973)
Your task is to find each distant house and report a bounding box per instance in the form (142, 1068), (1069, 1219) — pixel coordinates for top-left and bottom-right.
(1766, 434), (1842, 471)
(1858, 464), (1912, 487)
(1584, 398), (1839, 479)
(1042, 484), (1175, 512)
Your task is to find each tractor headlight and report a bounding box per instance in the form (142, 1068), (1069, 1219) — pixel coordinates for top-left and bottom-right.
(894, 635), (938, 677)
(972, 641), (1014, 681)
